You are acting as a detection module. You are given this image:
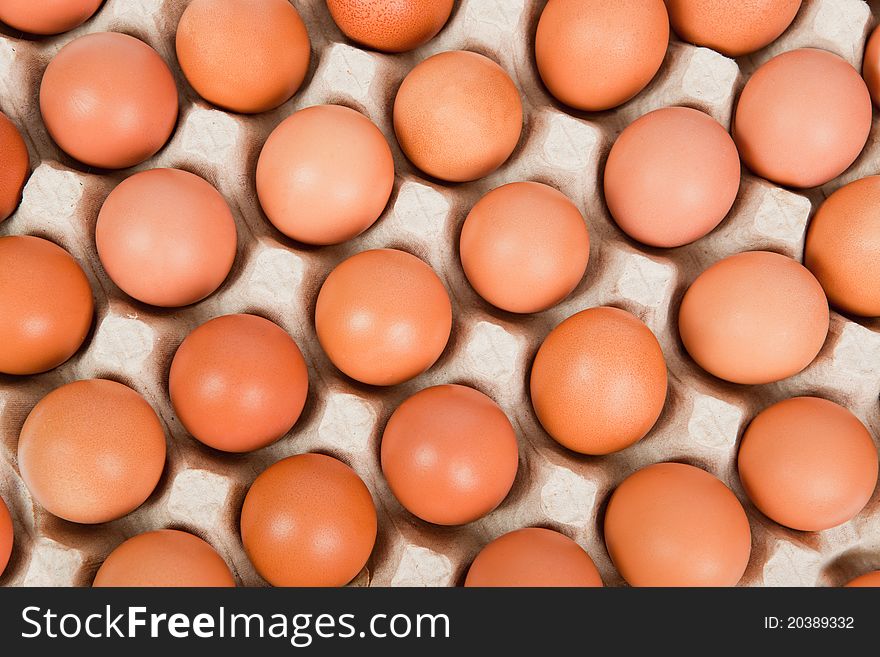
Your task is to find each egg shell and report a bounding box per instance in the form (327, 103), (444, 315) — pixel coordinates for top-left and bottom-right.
(845, 571), (880, 587)
(0, 111), (29, 222)
(0, 0), (102, 35)
(863, 26), (880, 107)
(326, 0), (454, 53)
(240, 453), (377, 587)
(0, 496), (12, 577)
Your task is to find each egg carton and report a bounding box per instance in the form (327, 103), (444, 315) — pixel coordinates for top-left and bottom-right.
(1, 0), (879, 588)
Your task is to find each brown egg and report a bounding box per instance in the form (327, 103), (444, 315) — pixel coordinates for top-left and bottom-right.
(96, 169), (237, 307)
(665, 0), (802, 57)
(315, 249), (452, 386)
(605, 462), (752, 586)
(169, 314), (309, 453)
(381, 384), (518, 525)
(40, 32), (178, 169)
(459, 182), (590, 313)
(240, 453), (377, 587)
(604, 107), (740, 248)
(176, 0), (310, 114)
(0, 496), (12, 577)
(393, 50), (522, 182)
(464, 528), (603, 587)
(530, 307), (667, 455)
(804, 176), (880, 317)
(845, 571), (880, 587)
(0, 0), (102, 35)
(535, 0), (669, 111)
(93, 530), (235, 587)
(326, 0), (454, 53)
(0, 111), (29, 222)
(256, 105), (394, 245)
(863, 26), (880, 107)
(17, 379), (166, 524)
(679, 251), (829, 384)
(0, 236), (93, 375)
(738, 397), (878, 532)
(733, 48), (871, 188)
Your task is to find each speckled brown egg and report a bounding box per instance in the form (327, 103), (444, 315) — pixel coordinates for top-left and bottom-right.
(240, 453), (377, 587)
(0, 496), (12, 577)
(381, 384), (519, 526)
(176, 0), (310, 114)
(535, 0), (669, 111)
(0, 236), (93, 376)
(93, 530), (235, 587)
(738, 397), (878, 532)
(863, 26), (880, 107)
(18, 379), (166, 524)
(733, 48), (871, 188)
(846, 571), (880, 587)
(464, 528), (603, 587)
(679, 251), (829, 384)
(0, 111), (29, 222)
(804, 176), (880, 317)
(393, 50), (522, 182)
(326, 0), (454, 52)
(0, 0), (102, 35)
(530, 306), (667, 455)
(315, 249), (452, 386)
(40, 32), (178, 169)
(605, 462), (752, 586)
(169, 314), (309, 453)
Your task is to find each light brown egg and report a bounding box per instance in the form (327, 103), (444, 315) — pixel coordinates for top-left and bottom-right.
(256, 105), (394, 245)
(0, 0), (102, 35)
(464, 528), (603, 587)
(738, 397), (877, 532)
(315, 249), (452, 386)
(459, 182), (589, 313)
(604, 462), (752, 587)
(393, 50), (522, 182)
(176, 0), (310, 114)
(535, 0), (669, 111)
(169, 314), (309, 453)
(240, 453), (377, 587)
(0, 111), (29, 222)
(17, 379), (166, 524)
(679, 251), (829, 384)
(381, 384), (518, 525)
(0, 236), (93, 375)
(40, 32), (178, 169)
(0, 496), (12, 577)
(326, 0), (454, 53)
(604, 106), (740, 248)
(665, 0), (802, 57)
(530, 307), (667, 455)
(804, 176), (880, 317)
(96, 168), (237, 307)
(863, 26), (880, 107)
(733, 48), (871, 188)
(93, 530), (235, 587)
(845, 571), (880, 587)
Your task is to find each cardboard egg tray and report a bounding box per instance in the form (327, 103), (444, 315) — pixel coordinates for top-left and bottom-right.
(1, 0), (879, 587)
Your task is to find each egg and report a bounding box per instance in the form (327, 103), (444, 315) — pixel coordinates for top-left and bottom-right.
(804, 176), (880, 317)
(240, 453), (377, 587)
(40, 32), (178, 169)
(381, 384), (518, 525)
(256, 105), (394, 245)
(0, 496), (12, 577)
(393, 50), (522, 182)
(845, 571), (880, 587)
(863, 26), (880, 107)
(733, 48), (871, 188)
(535, 0), (669, 111)
(678, 251), (829, 384)
(604, 106), (740, 248)
(530, 307), (667, 455)
(0, 0), (102, 35)
(0, 236), (93, 375)
(18, 379), (166, 524)
(93, 530), (235, 587)
(665, 0), (802, 57)
(169, 314), (309, 453)
(0, 111), (29, 222)
(738, 397), (878, 532)
(604, 462), (751, 586)
(315, 249), (452, 386)
(459, 182), (590, 313)
(176, 0), (310, 114)
(96, 168), (237, 307)
(326, 0), (454, 53)
(464, 527), (602, 587)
